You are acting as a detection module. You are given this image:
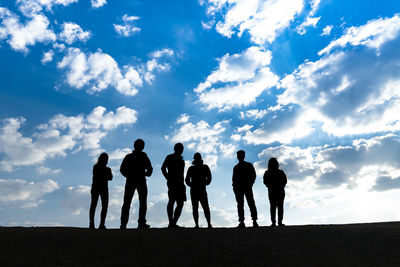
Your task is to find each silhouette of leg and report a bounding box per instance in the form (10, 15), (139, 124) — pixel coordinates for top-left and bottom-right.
(191, 189), (199, 227)
(89, 189), (99, 228)
(245, 188), (258, 221)
(137, 182), (148, 227)
(167, 200), (174, 226)
(268, 190), (277, 225)
(277, 193), (285, 225)
(121, 181), (135, 228)
(199, 190), (211, 227)
(234, 187), (245, 223)
(99, 187), (109, 228)
(173, 201), (184, 225)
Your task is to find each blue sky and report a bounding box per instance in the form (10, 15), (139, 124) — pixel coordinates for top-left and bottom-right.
(1, 0), (400, 228)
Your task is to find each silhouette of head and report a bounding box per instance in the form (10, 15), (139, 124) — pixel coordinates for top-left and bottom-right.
(134, 139), (145, 152)
(236, 150), (245, 162)
(193, 152), (202, 161)
(97, 152), (108, 166)
(174, 143), (184, 155)
(268, 157), (279, 170)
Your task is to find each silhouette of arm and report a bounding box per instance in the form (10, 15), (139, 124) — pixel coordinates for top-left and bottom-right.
(232, 166), (238, 187)
(144, 156), (153, 177)
(185, 167), (192, 187)
(161, 156), (168, 179)
(107, 167), (113, 181)
(205, 165), (212, 186)
(250, 163), (256, 185)
(120, 155), (129, 178)
(281, 170), (287, 188)
(263, 171), (269, 187)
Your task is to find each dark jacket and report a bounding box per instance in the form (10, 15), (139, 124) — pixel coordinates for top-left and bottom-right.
(232, 161), (256, 188)
(185, 163), (211, 189)
(120, 151), (153, 181)
(263, 169), (287, 191)
(92, 164), (112, 189)
(161, 153), (185, 186)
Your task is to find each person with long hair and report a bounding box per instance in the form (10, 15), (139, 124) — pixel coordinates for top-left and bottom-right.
(185, 153), (212, 228)
(263, 157), (287, 226)
(89, 152), (113, 229)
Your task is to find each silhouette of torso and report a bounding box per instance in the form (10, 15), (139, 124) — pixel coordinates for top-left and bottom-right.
(162, 153), (184, 186)
(185, 163), (211, 189)
(263, 169), (287, 192)
(120, 151), (152, 181)
(92, 164), (112, 189)
(232, 161), (256, 188)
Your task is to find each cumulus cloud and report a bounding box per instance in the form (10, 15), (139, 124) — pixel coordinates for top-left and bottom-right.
(195, 46), (279, 110)
(296, 0), (321, 35)
(41, 49), (54, 64)
(254, 134), (400, 189)
(114, 15), (140, 37)
(16, 0), (78, 17)
(0, 7), (56, 53)
(243, 14), (400, 145)
(58, 47), (174, 95)
(59, 22), (91, 44)
(91, 0), (107, 8)
(0, 106), (137, 171)
(201, 0), (304, 44)
(168, 117), (236, 169)
(0, 179), (59, 208)
(319, 14), (400, 55)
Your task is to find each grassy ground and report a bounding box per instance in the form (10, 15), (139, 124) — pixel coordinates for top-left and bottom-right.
(1, 222), (400, 266)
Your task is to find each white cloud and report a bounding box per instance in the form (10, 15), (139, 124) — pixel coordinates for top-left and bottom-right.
(58, 47), (173, 95)
(296, 16), (320, 35)
(195, 46), (279, 110)
(321, 25), (333, 36)
(16, 0), (78, 17)
(0, 106), (137, 171)
(0, 8), (56, 53)
(319, 14), (400, 55)
(91, 0), (107, 8)
(202, 0), (304, 44)
(36, 166), (61, 174)
(114, 15), (140, 37)
(59, 22), (91, 44)
(41, 49), (54, 64)
(169, 117), (235, 169)
(58, 48), (141, 96)
(240, 109), (267, 119)
(254, 134), (400, 189)
(0, 179), (59, 208)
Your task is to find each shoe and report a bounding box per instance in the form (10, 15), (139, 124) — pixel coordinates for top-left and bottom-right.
(138, 223), (150, 229)
(89, 222), (95, 229)
(120, 225), (127, 230)
(270, 223), (276, 227)
(237, 222), (245, 228)
(207, 224), (213, 229)
(253, 221), (259, 228)
(278, 223), (285, 226)
(98, 224), (107, 230)
(194, 224), (200, 229)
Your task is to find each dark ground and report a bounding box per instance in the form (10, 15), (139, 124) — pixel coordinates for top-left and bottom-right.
(1, 222), (400, 266)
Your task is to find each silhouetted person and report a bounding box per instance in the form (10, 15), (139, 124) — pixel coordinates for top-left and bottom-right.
(185, 153), (212, 228)
(232, 150), (258, 228)
(89, 152), (113, 229)
(161, 143), (186, 228)
(263, 157), (287, 227)
(120, 139), (153, 229)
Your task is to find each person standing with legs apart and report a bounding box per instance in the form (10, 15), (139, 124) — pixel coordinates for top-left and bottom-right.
(120, 139), (153, 229)
(161, 143), (186, 228)
(263, 157), (287, 227)
(185, 153), (212, 228)
(232, 150), (259, 228)
(89, 152), (113, 229)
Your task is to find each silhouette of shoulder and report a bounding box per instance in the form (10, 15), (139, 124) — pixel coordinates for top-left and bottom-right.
(186, 164), (211, 187)
(263, 169), (287, 188)
(120, 151), (152, 178)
